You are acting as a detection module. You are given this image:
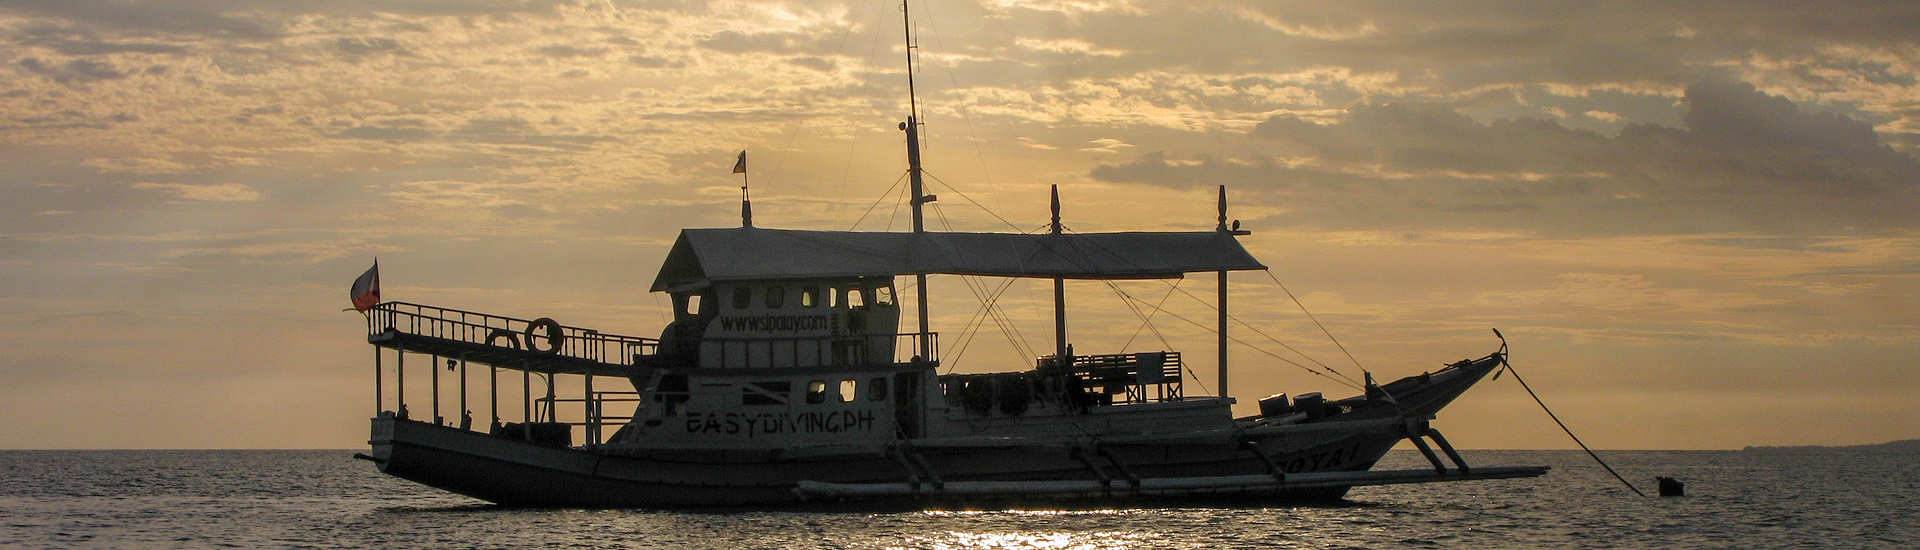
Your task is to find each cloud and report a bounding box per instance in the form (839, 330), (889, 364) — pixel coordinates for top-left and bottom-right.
(789, 56), (836, 72)
(533, 44), (607, 59)
(16, 56), (127, 84)
(132, 182), (262, 202)
(1079, 138), (1134, 154)
(332, 124), (435, 142)
(1097, 80), (1920, 236)
(445, 116), (605, 151)
(627, 55), (683, 68)
(13, 24), (191, 56)
(334, 36), (408, 59)
(0, 0), (280, 40)
(82, 156), (191, 175)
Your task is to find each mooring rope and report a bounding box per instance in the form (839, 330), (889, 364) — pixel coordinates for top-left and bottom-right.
(1499, 350), (1648, 498)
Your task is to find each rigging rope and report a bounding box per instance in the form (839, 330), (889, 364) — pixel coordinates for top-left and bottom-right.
(848, 171), (909, 230)
(930, 204), (1037, 368)
(1499, 345), (1648, 498)
(1110, 283), (1363, 391)
(1104, 279), (1210, 393)
(1113, 279), (1179, 353)
(1054, 226), (1361, 389)
(1263, 270), (1371, 378)
(922, 170), (1024, 232)
(884, 177), (908, 231)
(1158, 279), (1361, 386)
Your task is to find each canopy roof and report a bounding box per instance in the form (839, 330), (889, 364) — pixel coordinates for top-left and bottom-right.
(650, 228), (1267, 291)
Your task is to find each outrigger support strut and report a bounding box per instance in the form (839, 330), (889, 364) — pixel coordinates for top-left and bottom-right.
(888, 443), (943, 495)
(1403, 418), (1472, 474)
(1408, 432), (1447, 474)
(1427, 428), (1471, 473)
(1242, 439), (1287, 481)
(1069, 446), (1114, 497)
(1094, 445), (1142, 491)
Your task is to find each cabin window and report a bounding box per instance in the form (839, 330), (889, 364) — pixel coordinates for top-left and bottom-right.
(869, 377), (888, 401)
(827, 287), (840, 308)
(765, 286), (785, 309)
(845, 288), (865, 308)
(806, 380), (827, 404)
(838, 379), (858, 403)
(800, 287), (819, 308)
(874, 285), (895, 306)
(732, 287), (751, 310)
(683, 294), (700, 316)
(743, 381), (790, 406)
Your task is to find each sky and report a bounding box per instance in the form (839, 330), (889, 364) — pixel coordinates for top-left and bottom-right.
(1, 0), (1917, 450)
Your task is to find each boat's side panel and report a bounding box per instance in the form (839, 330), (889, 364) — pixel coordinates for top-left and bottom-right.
(369, 414), (1405, 507)
(374, 419), (807, 506)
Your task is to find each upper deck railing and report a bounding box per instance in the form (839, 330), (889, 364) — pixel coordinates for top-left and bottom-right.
(692, 331), (938, 369)
(1053, 351), (1185, 404)
(366, 301), (658, 369)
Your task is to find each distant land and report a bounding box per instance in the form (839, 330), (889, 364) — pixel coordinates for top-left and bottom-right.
(1743, 439), (1920, 452)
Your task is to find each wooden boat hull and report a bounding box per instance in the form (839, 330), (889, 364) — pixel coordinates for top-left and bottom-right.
(372, 414), (1417, 507)
(365, 354), (1531, 507)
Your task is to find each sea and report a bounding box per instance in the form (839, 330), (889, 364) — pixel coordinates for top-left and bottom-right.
(2, 449), (1913, 549)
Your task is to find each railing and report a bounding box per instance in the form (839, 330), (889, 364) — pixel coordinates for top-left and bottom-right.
(938, 350), (1186, 416)
(367, 301), (658, 367)
(1052, 351), (1185, 404)
(693, 332), (938, 369)
(535, 390), (642, 445)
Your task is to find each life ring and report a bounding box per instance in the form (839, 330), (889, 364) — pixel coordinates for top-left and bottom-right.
(486, 328), (522, 350)
(524, 317), (564, 355)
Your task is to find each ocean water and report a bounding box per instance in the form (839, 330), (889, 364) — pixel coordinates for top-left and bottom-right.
(2, 449), (1914, 548)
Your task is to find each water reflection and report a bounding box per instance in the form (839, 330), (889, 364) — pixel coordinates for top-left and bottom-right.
(896, 530), (1150, 550)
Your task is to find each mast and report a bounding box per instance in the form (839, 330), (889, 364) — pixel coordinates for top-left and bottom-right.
(1216, 185), (1229, 399)
(1051, 185), (1067, 361)
(901, 0), (932, 358)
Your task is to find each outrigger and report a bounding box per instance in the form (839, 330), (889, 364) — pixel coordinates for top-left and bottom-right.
(351, 2), (1546, 508)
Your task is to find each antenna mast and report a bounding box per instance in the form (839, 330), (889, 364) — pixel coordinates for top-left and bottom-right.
(901, 0), (932, 358)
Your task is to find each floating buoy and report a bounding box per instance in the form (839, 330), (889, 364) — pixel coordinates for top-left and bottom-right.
(1656, 476), (1684, 497)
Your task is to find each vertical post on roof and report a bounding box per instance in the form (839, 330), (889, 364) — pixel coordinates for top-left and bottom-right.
(458, 357), (468, 430)
(522, 362), (532, 440)
(396, 345), (406, 418)
(902, 0), (932, 360)
(545, 371), (557, 426)
(431, 353), (441, 425)
(585, 366), (595, 444)
(1217, 185), (1230, 399)
(1051, 185), (1068, 362)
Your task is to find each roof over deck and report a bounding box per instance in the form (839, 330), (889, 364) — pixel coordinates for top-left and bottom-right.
(650, 227), (1267, 291)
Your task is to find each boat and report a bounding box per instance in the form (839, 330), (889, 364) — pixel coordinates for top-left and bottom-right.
(350, 3), (1547, 508)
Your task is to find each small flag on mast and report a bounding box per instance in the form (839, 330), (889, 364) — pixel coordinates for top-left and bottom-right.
(732, 150), (747, 174)
(349, 261), (380, 312)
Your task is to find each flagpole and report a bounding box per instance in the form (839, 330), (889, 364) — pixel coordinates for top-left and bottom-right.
(737, 150), (753, 228)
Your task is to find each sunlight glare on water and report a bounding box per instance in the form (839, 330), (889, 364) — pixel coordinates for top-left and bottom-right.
(900, 510), (1154, 550)
(2, 449), (1915, 548)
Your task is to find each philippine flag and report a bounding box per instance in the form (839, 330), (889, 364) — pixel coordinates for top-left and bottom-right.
(349, 261), (380, 312)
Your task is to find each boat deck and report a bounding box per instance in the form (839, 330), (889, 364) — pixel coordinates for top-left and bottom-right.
(366, 301), (654, 377)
